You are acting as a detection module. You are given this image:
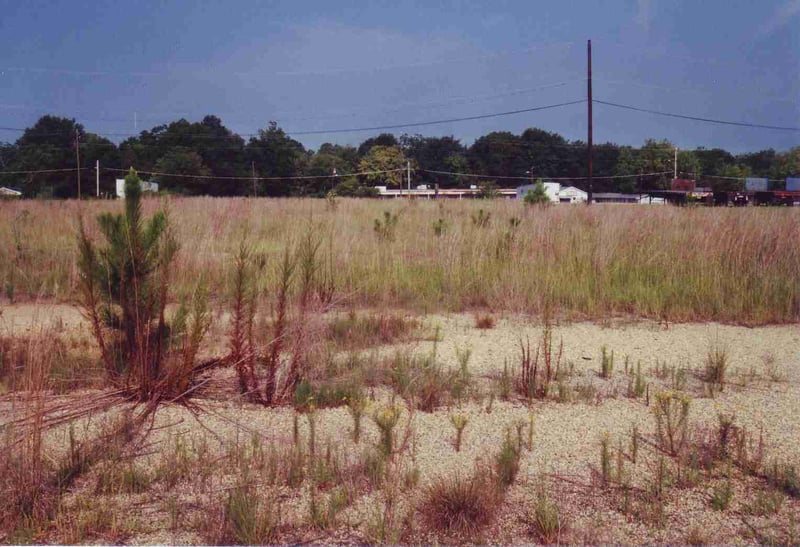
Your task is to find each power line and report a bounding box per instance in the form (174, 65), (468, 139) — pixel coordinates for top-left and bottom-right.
(680, 172), (785, 183)
(417, 168), (673, 181)
(0, 99), (585, 139)
(102, 166), (404, 181)
(0, 78), (586, 125)
(272, 100), (586, 135)
(0, 167), (85, 175)
(594, 100), (800, 131)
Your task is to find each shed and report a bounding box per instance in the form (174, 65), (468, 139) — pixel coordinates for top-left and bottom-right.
(557, 186), (587, 203)
(0, 186), (22, 198)
(516, 182), (560, 202)
(116, 179), (159, 198)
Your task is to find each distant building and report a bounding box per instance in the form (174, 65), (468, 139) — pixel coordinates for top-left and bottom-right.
(745, 178), (768, 192)
(515, 182), (560, 202)
(557, 186), (587, 203)
(0, 186), (22, 198)
(671, 178), (696, 192)
(592, 192), (640, 204)
(115, 179), (159, 198)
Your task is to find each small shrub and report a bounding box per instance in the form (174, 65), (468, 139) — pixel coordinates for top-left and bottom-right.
(346, 393), (368, 444)
(309, 486), (348, 530)
(704, 344), (729, 393)
(653, 391), (691, 456)
(746, 489), (784, 516)
(471, 208), (491, 227)
(374, 211), (399, 241)
(716, 412), (736, 459)
(762, 353), (786, 383)
(421, 472), (499, 534)
(497, 361), (512, 400)
(94, 463), (150, 495)
(474, 314), (496, 329)
(630, 425), (639, 464)
(600, 432), (612, 485)
(328, 312), (418, 349)
(528, 485), (565, 544)
(219, 486), (279, 545)
(600, 346), (614, 379)
(686, 525), (710, 545)
(450, 413), (468, 452)
(372, 404), (402, 456)
(626, 362), (646, 398)
(765, 460), (800, 498)
(495, 433), (521, 488)
(711, 479), (733, 511)
(432, 217), (448, 236)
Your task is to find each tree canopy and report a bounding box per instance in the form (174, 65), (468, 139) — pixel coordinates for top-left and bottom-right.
(2, 114), (798, 198)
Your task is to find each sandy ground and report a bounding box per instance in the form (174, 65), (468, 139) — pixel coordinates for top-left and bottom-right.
(2, 306), (799, 544)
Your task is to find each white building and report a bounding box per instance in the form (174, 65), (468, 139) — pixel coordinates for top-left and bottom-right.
(516, 182), (560, 202)
(115, 179), (159, 198)
(0, 186), (22, 198)
(557, 186), (588, 203)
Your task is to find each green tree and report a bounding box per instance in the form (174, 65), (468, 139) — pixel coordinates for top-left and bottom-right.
(246, 121), (308, 196)
(399, 134), (467, 188)
(358, 145), (412, 188)
(77, 169), (208, 401)
(523, 179), (550, 205)
(154, 147), (212, 194)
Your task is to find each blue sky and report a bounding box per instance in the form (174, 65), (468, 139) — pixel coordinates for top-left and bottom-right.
(1, 0), (798, 153)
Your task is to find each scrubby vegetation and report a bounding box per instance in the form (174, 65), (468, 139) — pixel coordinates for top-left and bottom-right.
(2, 199), (800, 323)
(1, 196), (799, 545)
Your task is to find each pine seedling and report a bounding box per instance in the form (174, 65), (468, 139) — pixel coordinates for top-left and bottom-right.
(449, 413), (468, 452)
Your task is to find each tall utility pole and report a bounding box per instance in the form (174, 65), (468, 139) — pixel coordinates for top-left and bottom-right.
(251, 161), (257, 197)
(673, 147), (678, 179)
(75, 129), (81, 200)
(407, 161), (411, 193)
(96, 160), (100, 197)
(587, 39), (593, 205)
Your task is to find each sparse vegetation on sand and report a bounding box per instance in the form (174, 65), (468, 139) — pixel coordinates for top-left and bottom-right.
(1, 193), (799, 544)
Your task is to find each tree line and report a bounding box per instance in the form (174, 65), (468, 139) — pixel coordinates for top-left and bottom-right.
(1, 114), (798, 198)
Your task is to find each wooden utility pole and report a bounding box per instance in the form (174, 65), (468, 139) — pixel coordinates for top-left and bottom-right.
(75, 129), (81, 200)
(96, 160), (100, 197)
(251, 161), (257, 197)
(587, 39), (593, 205)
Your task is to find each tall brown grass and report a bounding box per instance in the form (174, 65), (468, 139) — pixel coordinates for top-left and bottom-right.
(2, 198), (799, 323)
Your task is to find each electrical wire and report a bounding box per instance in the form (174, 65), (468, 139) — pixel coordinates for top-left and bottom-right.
(0, 78), (585, 125)
(416, 168), (674, 180)
(0, 99), (585, 139)
(101, 166), (403, 181)
(0, 167), (84, 174)
(594, 100), (800, 131)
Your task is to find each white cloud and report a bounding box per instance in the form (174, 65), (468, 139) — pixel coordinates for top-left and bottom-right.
(756, 0), (800, 37)
(635, 0), (653, 32)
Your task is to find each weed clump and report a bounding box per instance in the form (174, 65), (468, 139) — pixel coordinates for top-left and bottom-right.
(374, 211), (399, 241)
(474, 313), (496, 329)
(528, 484), (566, 544)
(217, 486), (279, 545)
(421, 472), (499, 535)
(704, 344), (729, 394)
(600, 346), (614, 379)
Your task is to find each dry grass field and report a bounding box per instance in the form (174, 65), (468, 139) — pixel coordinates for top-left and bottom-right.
(1, 194), (799, 545)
